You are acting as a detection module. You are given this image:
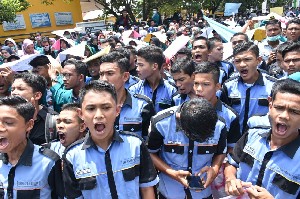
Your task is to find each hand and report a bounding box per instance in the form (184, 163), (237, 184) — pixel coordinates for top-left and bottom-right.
(225, 178), (252, 196)
(47, 63), (60, 80)
(171, 170), (191, 188)
(246, 185), (274, 199)
(197, 166), (218, 188)
(267, 52), (276, 65)
(0, 66), (14, 85)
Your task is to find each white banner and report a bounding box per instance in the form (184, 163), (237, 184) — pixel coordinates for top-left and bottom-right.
(2, 14), (26, 31)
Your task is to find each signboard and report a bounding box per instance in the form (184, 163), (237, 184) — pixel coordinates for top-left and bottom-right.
(54, 12), (73, 25)
(29, 13), (51, 28)
(2, 14), (26, 31)
(224, 3), (242, 16)
(270, 7), (283, 15)
(76, 20), (107, 33)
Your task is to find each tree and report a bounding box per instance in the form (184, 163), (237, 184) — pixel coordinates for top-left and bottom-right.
(0, 0), (30, 24)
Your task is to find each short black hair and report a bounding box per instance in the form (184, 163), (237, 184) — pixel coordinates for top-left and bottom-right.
(171, 58), (195, 76)
(64, 58), (88, 81)
(233, 41), (259, 57)
(79, 80), (117, 105)
(113, 47), (131, 61)
(286, 18), (300, 29)
(265, 19), (281, 29)
(180, 98), (218, 142)
(136, 45), (165, 69)
(276, 42), (290, 54)
(208, 37), (222, 51)
(271, 79), (300, 101)
(61, 103), (83, 123)
(230, 32), (249, 42)
(29, 55), (50, 68)
(194, 62), (220, 84)
(281, 41), (300, 58)
(176, 48), (192, 58)
(0, 96), (35, 122)
(101, 51), (130, 73)
(7, 55), (20, 62)
(192, 36), (208, 48)
(13, 72), (47, 94)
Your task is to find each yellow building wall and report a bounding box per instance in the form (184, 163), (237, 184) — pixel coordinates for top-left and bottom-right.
(0, 0), (83, 43)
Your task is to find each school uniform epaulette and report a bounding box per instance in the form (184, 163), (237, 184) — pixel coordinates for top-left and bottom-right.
(119, 130), (144, 141)
(222, 102), (239, 116)
(217, 115), (226, 125)
(133, 93), (152, 104)
(171, 91), (180, 98)
(39, 146), (60, 162)
(264, 74), (278, 82)
(249, 125), (271, 129)
(224, 75), (239, 83)
(167, 80), (177, 88)
(64, 137), (86, 153)
(152, 108), (176, 124)
(131, 76), (140, 81)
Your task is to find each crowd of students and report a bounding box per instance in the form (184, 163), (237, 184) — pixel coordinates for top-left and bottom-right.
(0, 13), (299, 199)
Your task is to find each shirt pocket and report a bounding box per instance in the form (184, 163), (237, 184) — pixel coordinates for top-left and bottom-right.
(163, 144), (185, 167)
(123, 123), (142, 133)
(122, 165), (140, 182)
(17, 189), (40, 199)
(122, 165), (140, 198)
(78, 176), (97, 190)
(158, 102), (172, 110)
(272, 173), (300, 195)
(229, 97), (241, 113)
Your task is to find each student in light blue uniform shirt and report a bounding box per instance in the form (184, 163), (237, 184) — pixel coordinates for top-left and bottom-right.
(99, 51), (155, 140)
(220, 42), (277, 134)
(225, 79), (300, 199)
(171, 58), (197, 106)
(129, 45), (177, 113)
(62, 80), (158, 199)
(148, 98), (227, 199)
(0, 96), (64, 199)
(46, 103), (86, 157)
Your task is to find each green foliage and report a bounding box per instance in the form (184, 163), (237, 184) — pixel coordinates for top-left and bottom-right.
(0, 0), (30, 24)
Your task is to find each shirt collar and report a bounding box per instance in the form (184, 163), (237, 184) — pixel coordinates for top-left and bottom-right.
(215, 98), (223, 112)
(238, 70), (264, 86)
(0, 139), (34, 166)
(123, 89), (132, 108)
(143, 78), (164, 86)
(259, 129), (300, 159)
(180, 94), (188, 100)
(82, 129), (124, 150)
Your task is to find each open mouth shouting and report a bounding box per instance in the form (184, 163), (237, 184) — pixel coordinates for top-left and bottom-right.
(0, 136), (9, 150)
(194, 54), (202, 63)
(275, 122), (288, 136)
(94, 123), (105, 135)
(240, 69), (248, 77)
(58, 132), (66, 144)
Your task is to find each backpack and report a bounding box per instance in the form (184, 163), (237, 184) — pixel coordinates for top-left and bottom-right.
(45, 109), (59, 143)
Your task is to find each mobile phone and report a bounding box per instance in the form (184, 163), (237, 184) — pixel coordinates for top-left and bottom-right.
(187, 176), (205, 190)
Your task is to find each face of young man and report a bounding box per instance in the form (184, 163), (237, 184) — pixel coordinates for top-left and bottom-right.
(269, 92), (300, 142)
(87, 60), (101, 79)
(136, 56), (155, 80)
(266, 24), (281, 37)
(56, 110), (85, 147)
(80, 91), (120, 147)
(99, 62), (129, 92)
(62, 64), (82, 90)
(11, 79), (37, 102)
(172, 71), (194, 95)
(193, 73), (220, 103)
(231, 35), (247, 49)
(0, 76), (11, 96)
(286, 23), (300, 42)
(192, 39), (209, 63)
(208, 41), (224, 62)
(0, 105), (33, 153)
(233, 51), (260, 84)
(32, 65), (49, 79)
(282, 51), (300, 75)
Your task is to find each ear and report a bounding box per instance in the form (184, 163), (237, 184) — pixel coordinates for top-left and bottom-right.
(79, 74), (85, 82)
(25, 119), (34, 133)
(215, 83), (221, 91)
(152, 63), (159, 71)
(34, 92), (43, 101)
(191, 73), (195, 80)
(268, 96), (272, 103)
(116, 105), (121, 117)
(257, 56), (262, 63)
(79, 122), (86, 133)
(123, 72), (130, 83)
(77, 108), (83, 120)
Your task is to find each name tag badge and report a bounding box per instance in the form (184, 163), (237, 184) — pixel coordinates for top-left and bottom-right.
(17, 181), (42, 188)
